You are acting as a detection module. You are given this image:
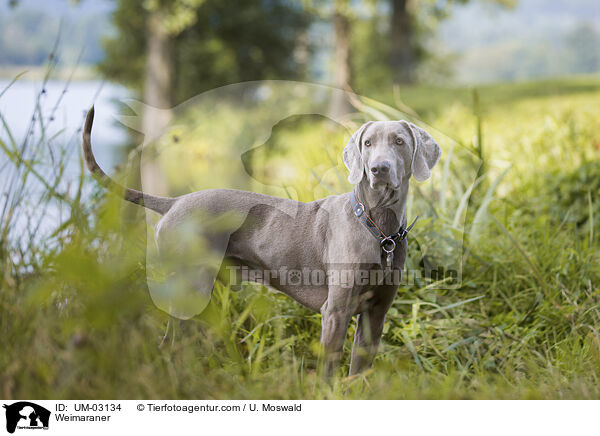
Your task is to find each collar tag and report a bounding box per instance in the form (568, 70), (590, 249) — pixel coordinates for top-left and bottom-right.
(381, 237), (396, 253)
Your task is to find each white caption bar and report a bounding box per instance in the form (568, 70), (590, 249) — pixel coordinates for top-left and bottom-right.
(0, 400), (597, 435)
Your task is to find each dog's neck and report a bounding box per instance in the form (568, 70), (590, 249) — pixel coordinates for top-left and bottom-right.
(354, 178), (409, 235)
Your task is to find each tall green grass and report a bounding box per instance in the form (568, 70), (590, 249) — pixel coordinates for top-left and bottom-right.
(1, 76), (599, 399)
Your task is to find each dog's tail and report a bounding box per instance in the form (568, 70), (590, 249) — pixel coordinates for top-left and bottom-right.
(82, 106), (175, 215)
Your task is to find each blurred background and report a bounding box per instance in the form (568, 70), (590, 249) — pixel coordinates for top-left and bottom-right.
(0, 0), (599, 399)
(1, 0), (599, 149)
(1, 0), (599, 172)
(3, 0), (600, 84)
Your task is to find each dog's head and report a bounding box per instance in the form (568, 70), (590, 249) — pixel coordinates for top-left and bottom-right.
(343, 120), (441, 190)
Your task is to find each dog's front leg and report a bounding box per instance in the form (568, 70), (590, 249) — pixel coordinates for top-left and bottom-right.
(320, 287), (358, 376)
(320, 308), (353, 377)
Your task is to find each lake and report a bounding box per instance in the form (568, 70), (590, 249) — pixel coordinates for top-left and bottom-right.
(0, 79), (132, 247)
(0, 78), (131, 173)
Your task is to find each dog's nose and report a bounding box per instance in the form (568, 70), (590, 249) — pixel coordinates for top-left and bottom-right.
(370, 161), (390, 176)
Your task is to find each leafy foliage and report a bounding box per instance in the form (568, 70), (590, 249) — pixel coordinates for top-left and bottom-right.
(98, 0), (311, 102)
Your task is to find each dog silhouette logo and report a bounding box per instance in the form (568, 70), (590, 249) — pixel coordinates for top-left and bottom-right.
(2, 402), (50, 433)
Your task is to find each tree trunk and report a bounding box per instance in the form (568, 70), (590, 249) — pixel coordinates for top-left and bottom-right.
(390, 0), (417, 84)
(141, 8), (173, 196)
(329, 0), (354, 118)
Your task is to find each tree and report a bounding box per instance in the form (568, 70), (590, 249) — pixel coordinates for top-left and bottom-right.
(99, 0), (311, 103)
(329, 0), (354, 117)
(390, 0), (420, 84)
(141, 3), (179, 194)
(99, 0), (310, 194)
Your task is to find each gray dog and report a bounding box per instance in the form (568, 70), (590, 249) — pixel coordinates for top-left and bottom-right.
(82, 107), (440, 375)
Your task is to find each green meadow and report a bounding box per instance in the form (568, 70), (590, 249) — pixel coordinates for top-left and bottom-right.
(1, 76), (599, 399)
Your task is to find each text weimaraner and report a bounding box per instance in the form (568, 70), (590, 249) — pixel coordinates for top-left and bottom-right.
(82, 107), (441, 375)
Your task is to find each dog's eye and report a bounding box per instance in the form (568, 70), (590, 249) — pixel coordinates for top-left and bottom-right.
(395, 137), (404, 145)
(364, 139), (371, 147)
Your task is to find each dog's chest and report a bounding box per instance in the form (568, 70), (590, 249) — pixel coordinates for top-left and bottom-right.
(369, 207), (400, 236)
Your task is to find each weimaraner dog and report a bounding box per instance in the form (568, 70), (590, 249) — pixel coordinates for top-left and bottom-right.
(82, 107), (440, 375)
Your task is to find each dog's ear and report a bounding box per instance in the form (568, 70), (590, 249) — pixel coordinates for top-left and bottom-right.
(343, 122), (372, 185)
(402, 121), (441, 182)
